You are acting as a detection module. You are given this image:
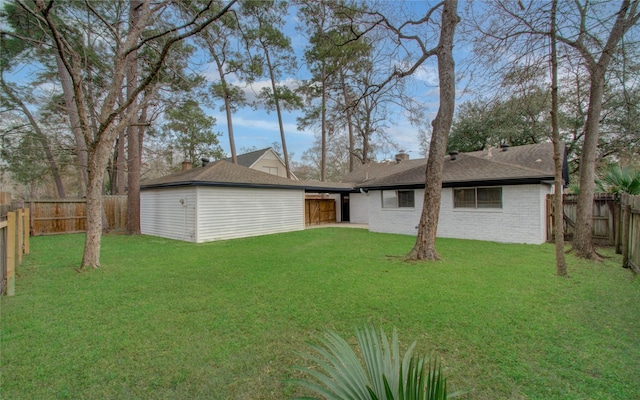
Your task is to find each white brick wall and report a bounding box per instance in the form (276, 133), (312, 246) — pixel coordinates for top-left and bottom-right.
(349, 192), (369, 224)
(366, 184), (552, 244)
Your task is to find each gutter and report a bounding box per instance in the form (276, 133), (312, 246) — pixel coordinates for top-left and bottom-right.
(357, 177), (556, 191)
(140, 180), (354, 193)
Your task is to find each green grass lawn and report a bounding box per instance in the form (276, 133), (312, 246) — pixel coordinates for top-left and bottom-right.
(1, 228), (639, 399)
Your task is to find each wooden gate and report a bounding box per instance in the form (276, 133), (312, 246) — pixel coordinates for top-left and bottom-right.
(547, 193), (617, 244)
(305, 198), (336, 225)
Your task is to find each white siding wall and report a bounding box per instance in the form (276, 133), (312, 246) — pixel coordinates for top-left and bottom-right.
(367, 184), (552, 244)
(349, 192), (369, 224)
(141, 187), (198, 242)
(196, 187), (304, 242)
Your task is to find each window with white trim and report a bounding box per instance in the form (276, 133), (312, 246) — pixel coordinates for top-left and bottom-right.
(453, 187), (502, 208)
(381, 190), (415, 208)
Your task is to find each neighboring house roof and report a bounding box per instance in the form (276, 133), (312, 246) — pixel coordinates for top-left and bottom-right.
(222, 147), (298, 180)
(141, 160), (351, 192)
(344, 142), (563, 189)
(223, 148), (272, 168)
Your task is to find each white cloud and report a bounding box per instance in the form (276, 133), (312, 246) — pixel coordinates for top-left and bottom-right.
(413, 65), (439, 86)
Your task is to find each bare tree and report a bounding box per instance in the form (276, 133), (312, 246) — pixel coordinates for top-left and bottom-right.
(16, 0), (237, 269)
(561, 1), (640, 259)
(126, 0), (142, 235)
(550, 0), (567, 276)
(406, 0), (460, 260)
(336, 0), (460, 260)
(0, 76), (66, 198)
(470, 0), (640, 259)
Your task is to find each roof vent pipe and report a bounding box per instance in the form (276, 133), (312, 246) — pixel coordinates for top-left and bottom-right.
(201, 157), (210, 167)
(182, 161), (192, 171)
(449, 150), (459, 161)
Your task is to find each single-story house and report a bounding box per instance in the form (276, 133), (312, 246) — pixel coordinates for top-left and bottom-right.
(344, 142), (567, 244)
(140, 142), (566, 244)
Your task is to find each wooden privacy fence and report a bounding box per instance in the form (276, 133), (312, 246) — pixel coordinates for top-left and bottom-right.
(547, 193), (640, 272)
(29, 196), (127, 236)
(621, 194), (640, 274)
(305, 198), (336, 225)
(547, 193), (619, 245)
(0, 209), (30, 296)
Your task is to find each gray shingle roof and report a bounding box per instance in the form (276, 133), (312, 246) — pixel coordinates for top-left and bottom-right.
(346, 142), (558, 188)
(222, 148), (272, 168)
(141, 160), (352, 192)
(141, 143), (558, 192)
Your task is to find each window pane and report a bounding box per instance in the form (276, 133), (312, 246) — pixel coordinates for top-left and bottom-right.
(477, 187), (502, 208)
(381, 191), (397, 208)
(263, 166), (278, 175)
(454, 188), (476, 208)
(397, 190), (415, 207)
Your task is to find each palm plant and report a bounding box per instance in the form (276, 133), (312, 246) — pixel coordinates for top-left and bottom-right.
(293, 324), (461, 400)
(596, 164), (640, 195)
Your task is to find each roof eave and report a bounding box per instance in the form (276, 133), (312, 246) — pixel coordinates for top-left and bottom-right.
(140, 181), (353, 192)
(357, 176), (556, 190)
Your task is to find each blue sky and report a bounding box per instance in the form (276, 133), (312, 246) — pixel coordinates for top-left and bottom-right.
(3, 1), (465, 164)
(193, 2), (450, 163)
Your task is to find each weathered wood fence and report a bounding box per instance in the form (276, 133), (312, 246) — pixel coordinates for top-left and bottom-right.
(547, 193), (640, 271)
(305, 198), (336, 225)
(621, 194), (640, 273)
(29, 196), (127, 236)
(0, 208), (31, 296)
(547, 193), (619, 245)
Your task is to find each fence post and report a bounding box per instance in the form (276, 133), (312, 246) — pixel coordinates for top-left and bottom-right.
(16, 209), (23, 265)
(23, 207), (30, 254)
(6, 211), (15, 296)
(614, 199), (622, 254)
(621, 194), (630, 269)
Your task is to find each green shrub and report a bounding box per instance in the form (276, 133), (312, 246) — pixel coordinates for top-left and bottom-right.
(294, 324), (462, 400)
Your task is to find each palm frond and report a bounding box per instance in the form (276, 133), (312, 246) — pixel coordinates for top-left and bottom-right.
(293, 324), (463, 400)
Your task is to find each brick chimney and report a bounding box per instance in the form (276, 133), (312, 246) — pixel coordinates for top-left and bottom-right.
(395, 152), (409, 163)
(182, 161), (192, 171)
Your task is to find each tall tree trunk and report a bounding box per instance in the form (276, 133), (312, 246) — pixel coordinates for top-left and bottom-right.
(265, 47), (291, 179)
(362, 127), (369, 164)
(572, 66), (605, 259)
(56, 55), (88, 197)
(321, 62), (327, 181)
(0, 77), (66, 199)
(126, 0), (142, 235)
(82, 139), (114, 268)
(117, 125), (126, 194)
(550, 0), (567, 276)
(407, 0), (459, 261)
(340, 71), (356, 172)
(569, 0), (640, 259)
(212, 51), (237, 163)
